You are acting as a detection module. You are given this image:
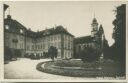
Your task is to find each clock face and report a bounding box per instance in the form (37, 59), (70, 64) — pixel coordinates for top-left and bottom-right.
(5, 25), (9, 29)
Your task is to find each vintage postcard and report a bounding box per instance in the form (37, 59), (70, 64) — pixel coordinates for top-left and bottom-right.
(2, 1), (127, 82)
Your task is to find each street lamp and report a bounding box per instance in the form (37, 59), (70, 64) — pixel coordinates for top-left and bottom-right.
(100, 34), (105, 60)
(98, 34), (104, 70)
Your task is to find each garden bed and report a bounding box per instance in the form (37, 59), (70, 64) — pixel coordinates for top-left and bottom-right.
(36, 59), (125, 77)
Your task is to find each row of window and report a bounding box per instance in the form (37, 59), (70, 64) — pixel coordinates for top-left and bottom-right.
(36, 35), (61, 42)
(26, 42), (61, 50)
(19, 43), (24, 49)
(64, 42), (73, 50)
(5, 34), (24, 42)
(77, 43), (94, 50)
(64, 51), (72, 58)
(26, 51), (61, 57)
(5, 25), (24, 34)
(64, 35), (73, 41)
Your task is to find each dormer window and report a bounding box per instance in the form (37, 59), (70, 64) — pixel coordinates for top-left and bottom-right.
(20, 29), (23, 33)
(5, 25), (9, 29)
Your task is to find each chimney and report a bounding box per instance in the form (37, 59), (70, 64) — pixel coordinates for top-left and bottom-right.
(7, 15), (11, 19)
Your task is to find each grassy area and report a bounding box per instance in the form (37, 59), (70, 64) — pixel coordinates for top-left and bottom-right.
(36, 59), (125, 78)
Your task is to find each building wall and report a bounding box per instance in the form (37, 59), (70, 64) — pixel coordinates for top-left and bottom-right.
(25, 36), (35, 54)
(4, 18), (74, 59)
(4, 31), (26, 57)
(63, 34), (74, 59)
(23, 33), (74, 59)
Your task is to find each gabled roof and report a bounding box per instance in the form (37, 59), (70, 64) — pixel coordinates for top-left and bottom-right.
(36, 25), (74, 38)
(4, 15), (27, 35)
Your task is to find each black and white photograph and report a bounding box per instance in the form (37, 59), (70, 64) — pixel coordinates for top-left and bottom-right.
(2, 82), (127, 83)
(2, 81), (127, 83)
(3, 1), (126, 80)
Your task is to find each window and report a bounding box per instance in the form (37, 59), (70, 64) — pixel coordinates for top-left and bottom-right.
(20, 29), (23, 33)
(41, 44), (42, 49)
(5, 25), (9, 29)
(32, 45), (34, 50)
(51, 36), (53, 41)
(54, 36), (56, 40)
(27, 45), (29, 50)
(58, 35), (60, 40)
(43, 44), (45, 49)
(58, 42), (61, 49)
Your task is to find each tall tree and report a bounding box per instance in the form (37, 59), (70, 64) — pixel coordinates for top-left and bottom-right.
(112, 4), (126, 76)
(48, 46), (58, 61)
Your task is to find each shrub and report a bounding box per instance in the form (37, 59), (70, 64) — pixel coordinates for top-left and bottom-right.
(80, 47), (101, 63)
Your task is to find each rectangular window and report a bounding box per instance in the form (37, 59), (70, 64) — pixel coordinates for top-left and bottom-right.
(27, 45), (29, 50)
(59, 42), (61, 49)
(41, 44), (42, 49)
(32, 45), (34, 50)
(43, 44), (45, 49)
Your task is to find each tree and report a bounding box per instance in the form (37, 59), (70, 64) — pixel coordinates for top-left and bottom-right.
(81, 46), (101, 63)
(48, 46), (58, 61)
(111, 4), (126, 76)
(112, 4), (126, 61)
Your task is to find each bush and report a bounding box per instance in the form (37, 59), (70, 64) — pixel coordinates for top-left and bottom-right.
(80, 47), (101, 63)
(36, 60), (125, 77)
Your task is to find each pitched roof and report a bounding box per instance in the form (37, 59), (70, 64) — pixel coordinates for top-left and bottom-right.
(4, 15), (27, 35)
(36, 25), (74, 38)
(74, 35), (93, 44)
(4, 15), (74, 38)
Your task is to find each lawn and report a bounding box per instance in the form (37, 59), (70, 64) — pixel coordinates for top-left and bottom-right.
(36, 59), (125, 78)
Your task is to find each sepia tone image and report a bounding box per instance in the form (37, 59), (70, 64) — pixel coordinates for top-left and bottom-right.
(2, 82), (127, 83)
(3, 1), (126, 80)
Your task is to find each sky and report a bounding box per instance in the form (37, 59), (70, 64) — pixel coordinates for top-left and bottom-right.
(4, 1), (125, 46)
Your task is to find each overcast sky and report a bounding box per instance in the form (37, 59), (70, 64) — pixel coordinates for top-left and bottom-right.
(4, 1), (125, 46)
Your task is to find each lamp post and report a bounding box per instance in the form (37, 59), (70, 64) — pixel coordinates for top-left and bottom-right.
(100, 34), (104, 61)
(98, 34), (104, 70)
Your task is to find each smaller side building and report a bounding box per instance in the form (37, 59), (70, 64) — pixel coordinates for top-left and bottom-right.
(74, 18), (109, 59)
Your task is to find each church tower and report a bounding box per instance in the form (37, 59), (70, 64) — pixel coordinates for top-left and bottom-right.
(91, 18), (99, 37)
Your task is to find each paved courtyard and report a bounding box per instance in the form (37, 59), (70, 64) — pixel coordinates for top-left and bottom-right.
(4, 58), (98, 81)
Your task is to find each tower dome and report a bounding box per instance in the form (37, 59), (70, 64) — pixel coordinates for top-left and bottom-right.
(92, 18), (98, 25)
(93, 18), (97, 23)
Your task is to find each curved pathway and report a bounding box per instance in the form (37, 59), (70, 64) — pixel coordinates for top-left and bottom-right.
(4, 58), (98, 81)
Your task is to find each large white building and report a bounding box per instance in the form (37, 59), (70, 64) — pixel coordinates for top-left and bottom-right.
(4, 15), (74, 59)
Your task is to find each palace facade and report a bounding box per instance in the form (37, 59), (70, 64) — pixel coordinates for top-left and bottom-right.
(4, 15), (109, 60)
(4, 15), (74, 59)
